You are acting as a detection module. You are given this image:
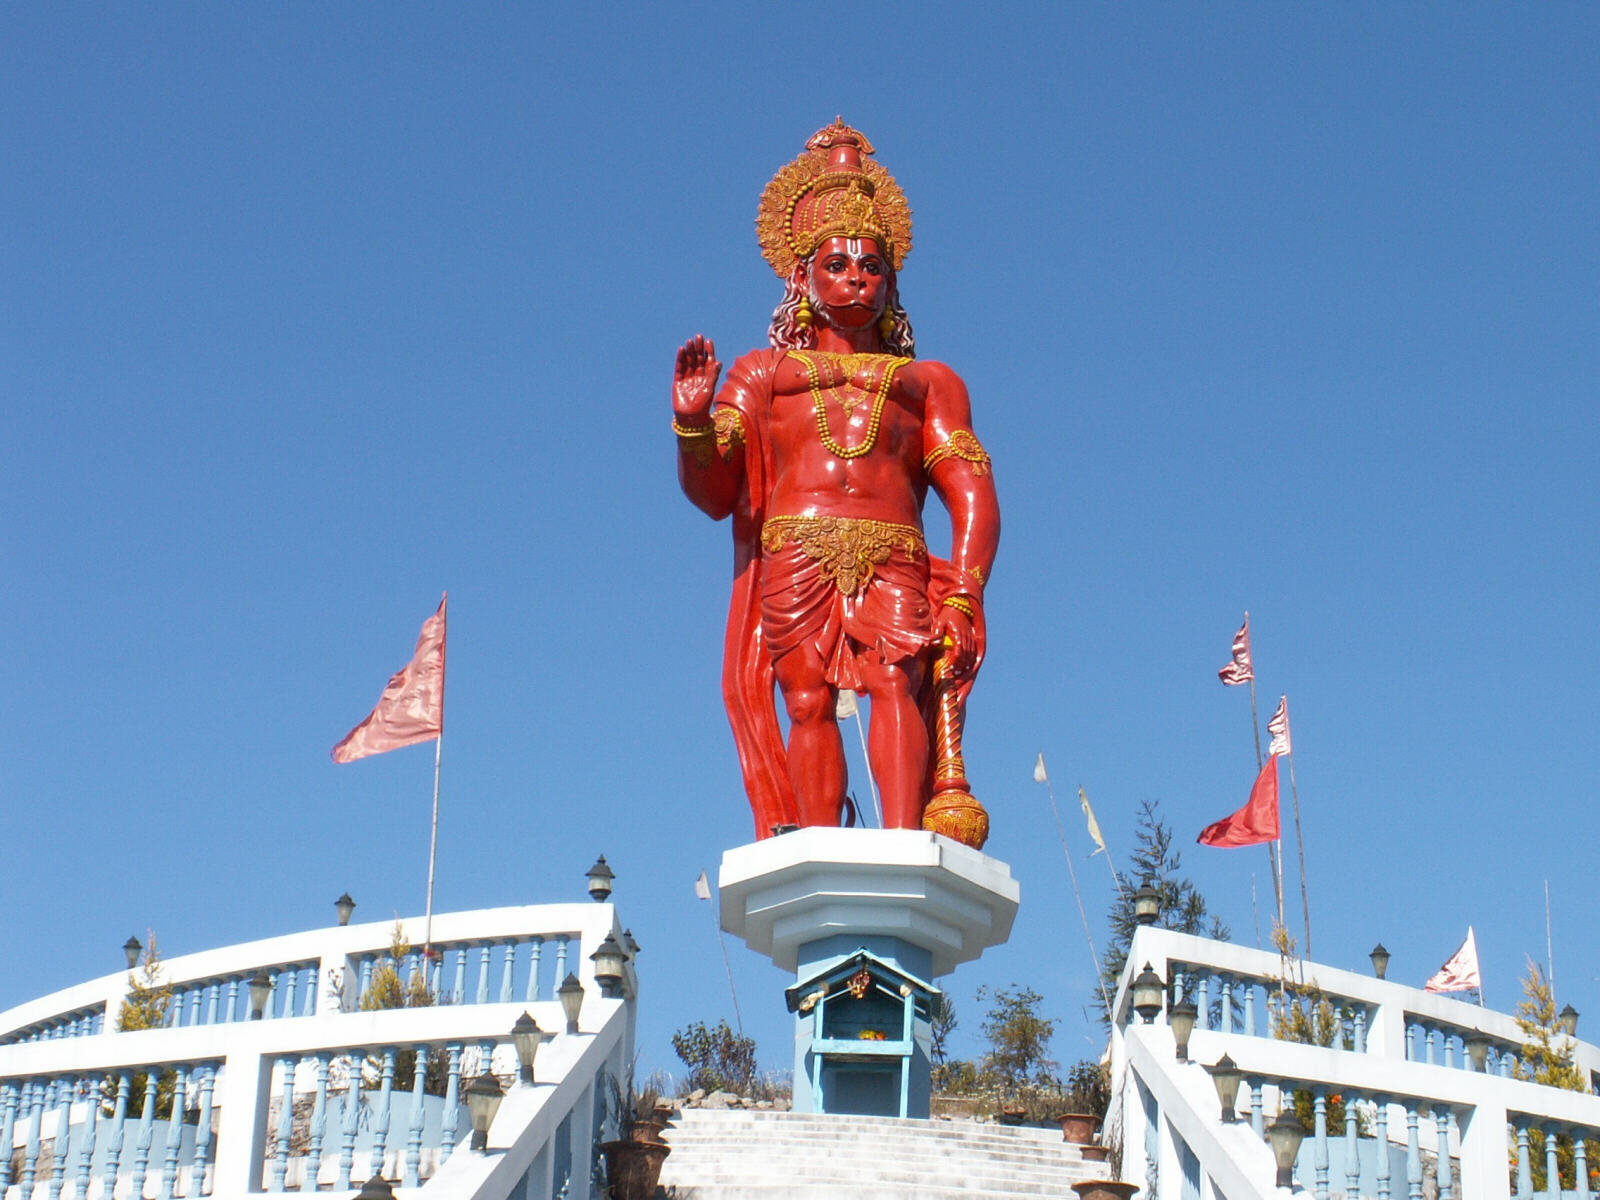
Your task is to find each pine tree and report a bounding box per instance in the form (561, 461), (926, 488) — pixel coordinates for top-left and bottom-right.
(1510, 959), (1589, 1191)
(1097, 799), (1229, 1026)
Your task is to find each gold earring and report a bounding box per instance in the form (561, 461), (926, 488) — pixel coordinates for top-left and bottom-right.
(879, 310), (895, 339)
(795, 297), (813, 328)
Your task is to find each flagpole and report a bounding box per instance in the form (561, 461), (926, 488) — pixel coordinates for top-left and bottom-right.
(710, 882), (744, 1036)
(1245, 669), (1284, 931)
(852, 709), (882, 827)
(1285, 747), (1310, 957)
(1040, 766), (1112, 1020)
(423, 732), (442, 957)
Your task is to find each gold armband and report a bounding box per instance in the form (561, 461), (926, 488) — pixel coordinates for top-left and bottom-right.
(672, 416), (714, 439)
(922, 428), (992, 476)
(713, 407), (746, 455)
(941, 595), (978, 620)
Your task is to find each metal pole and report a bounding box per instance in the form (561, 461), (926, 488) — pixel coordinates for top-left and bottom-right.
(1287, 749), (1311, 957)
(1041, 768), (1112, 1020)
(423, 733), (442, 957)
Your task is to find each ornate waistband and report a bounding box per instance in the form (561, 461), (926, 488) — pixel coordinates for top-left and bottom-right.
(760, 515), (926, 595)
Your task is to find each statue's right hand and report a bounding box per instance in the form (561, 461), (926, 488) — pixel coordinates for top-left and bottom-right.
(673, 334), (722, 421)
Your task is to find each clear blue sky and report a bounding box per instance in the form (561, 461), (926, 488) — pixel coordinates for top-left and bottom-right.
(4, 5), (1596, 1078)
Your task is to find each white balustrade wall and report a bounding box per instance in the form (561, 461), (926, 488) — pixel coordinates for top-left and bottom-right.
(0, 903), (638, 1200)
(1109, 927), (1600, 1200)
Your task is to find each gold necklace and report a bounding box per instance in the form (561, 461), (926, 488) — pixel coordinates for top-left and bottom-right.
(793, 352), (909, 459)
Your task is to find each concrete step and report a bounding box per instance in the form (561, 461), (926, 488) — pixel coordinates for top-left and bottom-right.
(656, 1108), (1109, 1200)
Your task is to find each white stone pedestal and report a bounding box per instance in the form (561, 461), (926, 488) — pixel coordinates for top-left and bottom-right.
(717, 828), (1019, 1117)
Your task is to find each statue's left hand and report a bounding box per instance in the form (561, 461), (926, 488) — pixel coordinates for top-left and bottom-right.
(938, 606), (979, 677)
(673, 334), (723, 422)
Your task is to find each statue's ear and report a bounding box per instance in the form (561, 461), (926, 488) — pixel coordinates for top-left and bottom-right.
(790, 260), (810, 293)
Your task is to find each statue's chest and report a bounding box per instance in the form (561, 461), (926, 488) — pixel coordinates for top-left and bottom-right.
(768, 355), (923, 453)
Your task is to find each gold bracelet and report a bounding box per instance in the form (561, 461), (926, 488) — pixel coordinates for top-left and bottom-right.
(942, 595), (978, 619)
(672, 417), (714, 439)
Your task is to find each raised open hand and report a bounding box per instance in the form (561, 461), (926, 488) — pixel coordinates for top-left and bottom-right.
(673, 334), (722, 421)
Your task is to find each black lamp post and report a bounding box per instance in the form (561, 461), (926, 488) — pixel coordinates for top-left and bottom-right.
(1369, 944), (1390, 980)
(248, 970), (273, 1021)
(1464, 1031), (1491, 1072)
(585, 856), (615, 902)
(1266, 1109), (1306, 1189)
(591, 934), (626, 998)
(466, 1072), (504, 1151)
(557, 973), (584, 1033)
(1133, 882), (1162, 926)
(123, 937), (143, 970)
(1208, 1054), (1243, 1122)
(1169, 998), (1199, 1061)
(334, 893), (356, 927)
(1561, 1005), (1580, 1037)
(1131, 963), (1165, 1024)
(511, 1013), (542, 1084)
(355, 1174), (395, 1199)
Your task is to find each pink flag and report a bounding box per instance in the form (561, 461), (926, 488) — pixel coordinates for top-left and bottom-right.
(331, 594), (447, 763)
(1424, 927), (1481, 994)
(1198, 756), (1280, 847)
(1218, 613), (1254, 685)
(1267, 695), (1292, 757)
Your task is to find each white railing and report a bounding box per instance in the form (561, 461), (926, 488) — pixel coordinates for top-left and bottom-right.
(0, 903), (637, 1200)
(1108, 928), (1600, 1200)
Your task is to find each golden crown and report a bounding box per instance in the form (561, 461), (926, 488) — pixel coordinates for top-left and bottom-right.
(755, 119), (913, 280)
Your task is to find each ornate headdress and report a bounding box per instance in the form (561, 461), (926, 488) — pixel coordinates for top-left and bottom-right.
(756, 119), (913, 280)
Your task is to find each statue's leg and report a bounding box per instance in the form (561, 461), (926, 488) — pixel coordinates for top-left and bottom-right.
(772, 641), (846, 826)
(857, 652), (929, 830)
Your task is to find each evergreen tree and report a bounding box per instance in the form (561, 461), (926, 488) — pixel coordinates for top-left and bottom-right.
(1098, 799), (1229, 1026)
(1511, 958), (1590, 1191)
(977, 984), (1057, 1091)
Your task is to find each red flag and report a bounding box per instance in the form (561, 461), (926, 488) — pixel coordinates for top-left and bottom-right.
(332, 594), (447, 763)
(1218, 613), (1253, 685)
(1198, 756), (1280, 847)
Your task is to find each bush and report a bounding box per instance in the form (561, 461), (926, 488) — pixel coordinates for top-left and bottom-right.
(671, 1020), (757, 1094)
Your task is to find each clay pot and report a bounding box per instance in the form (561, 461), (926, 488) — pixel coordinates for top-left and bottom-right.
(998, 1104), (1028, 1125)
(1073, 1180), (1139, 1200)
(600, 1138), (670, 1200)
(627, 1117), (667, 1145)
(1080, 1145), (1111, 1163)
(1057, 1112), (1102, 1144)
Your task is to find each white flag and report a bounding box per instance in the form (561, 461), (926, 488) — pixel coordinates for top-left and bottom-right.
(836, 689), (859, 719)
(1424, 927), (1481, 994)
(1267, 695), (1292, 757)
(1033, 753), (1048, 784)
(693, 870), (710, 901)
(1079, 786), (1107, 856)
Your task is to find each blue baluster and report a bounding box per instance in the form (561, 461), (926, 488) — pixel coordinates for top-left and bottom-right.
(1425, 1026), (1437, 1066)
(22, 1080), (45, 1191)
(1577, 1137), (1590, 1200)
(224, 976), (240, 1023)
(305, 964), (321, 1016)
(1405, 1101), (1422, 1200)
(1354, 1007), (1368, 1053)
(0, 1082), (18, 1190)
(405, 1046), (429, 1186)
(75, 1076), (100, 1200)
(1220, 976), (1234, 1034)
(555, 935), (570, 984)
(370, 1048), (396, 1180)
(272, 1058), (296, 1191)
(1374, 1098), (1392, 1200)
(1436, 1107), (1454, 1200)
(337, 1055), (362, 1190)
(359, 955), (375, 1002)
(1406, 1022), (1416, 1060)
(1250, 1078), (1265, 1137)
(452, 947), (468, 1005)
(526, 937), (544, 1003)
(49, 1074), (74, 1200)
(103, 1072), (132, 1196)
(405, 951), (419, 993)
(1244, 978), (1257, 1036)
(1502, 1051), (1516, 1079)
(440, 1044), (463, 1162)
(130, 1072), (159, 1200)
(1345, 1093), (1361, 1199)
(1196, 972), (1211, 1031)
(500, 943), (517, 1003)
(429, 949), (444, 997)
(306, 1053), (330, 1189)
(1546, 1123), (1561, 1200)
(161, 1065), (188, 1200)
(189, 985), (203, 1026)
(193, 1064), (217, 1192)
(475, 945), (492, 1005)
(1443, 1030), (1456, 1070)
(1517, 1122), (1533, 1197)
(1313, 1088), (1329, 1200)
(282, 967), (299, 1019)
(478, 1040), (496, 1080)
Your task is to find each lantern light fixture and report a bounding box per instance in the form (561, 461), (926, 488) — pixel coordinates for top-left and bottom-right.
(1369, 944), (1390, 980)
(511, 1012), (543, 1084)
(1131, 963), (1165, 1024)
(334, 893), (356, 926)
(465, 1072), (505, 1152)
(1266, 1109), (1306, 1189)
(1464, 1030), (1491, 1073)
(123, 937), (143, 971)
(1169, 998), (1199, 1061)
(1208, 1054), (1243, 1122)
(557, 973), (584, 1033)
(248, 970), (273, 1021)
(1132, 881), (1162, 926)
(591, 934), (627, 998)
(585, 856), (615, 902)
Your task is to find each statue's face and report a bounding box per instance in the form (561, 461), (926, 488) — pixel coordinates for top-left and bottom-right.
(807, 236), (890, 331)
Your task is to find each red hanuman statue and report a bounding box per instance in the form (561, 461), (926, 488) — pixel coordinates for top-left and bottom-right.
(673, 122), (1000, 848)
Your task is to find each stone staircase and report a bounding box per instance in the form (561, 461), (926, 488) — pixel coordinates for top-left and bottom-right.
(656, 1109), (1108, 1199)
